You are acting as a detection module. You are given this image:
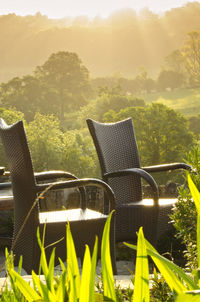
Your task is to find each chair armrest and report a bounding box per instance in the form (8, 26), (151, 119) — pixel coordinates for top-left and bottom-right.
(0, 182), (12, 189)
(34, 170), (78, 182)
(142, 163), (192, 173)
(104, 168), (159, 206)
(36, 178), (115, 212)
(0, 167), (5, 175)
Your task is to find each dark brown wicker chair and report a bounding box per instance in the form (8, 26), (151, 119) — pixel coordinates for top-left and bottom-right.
(0, 118), (117, 274)
(87, 118), (192, 245)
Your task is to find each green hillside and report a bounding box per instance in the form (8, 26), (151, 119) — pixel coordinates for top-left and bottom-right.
(138, 88), (200, 116)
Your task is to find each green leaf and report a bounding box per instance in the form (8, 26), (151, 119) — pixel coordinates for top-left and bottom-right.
(176, 290), (200, 302)
(133, 227), (149, 302)
(46, 248), (56, 294)
(37, 227), (49, 278)
(94, 292), (104, 301)
(125, 240), (197, 293)
(79, 245), (91, 301)
(66, 222), (81, 301)
(188, 174), (200, 214)
(89, 237), (98, 302)
(32, 271), (56, 301)
(32, 271), (45, 298)
(101, 211), (116, 301)
(9, 269), (41, 301)
(188, 174), (200, 271)
(55, 270), (67, 301)
(17, 255), (23, 275)
(58, 257), (67, 273)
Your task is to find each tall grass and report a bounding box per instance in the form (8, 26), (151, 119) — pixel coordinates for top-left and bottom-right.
(1, 211), (116, 301)
(126, 174), (200, 301)
(2, 174), (200, 301)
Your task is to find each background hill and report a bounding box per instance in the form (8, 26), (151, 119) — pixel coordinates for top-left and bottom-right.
(1, 2), (200, 82)
(138, 88), (200, 116)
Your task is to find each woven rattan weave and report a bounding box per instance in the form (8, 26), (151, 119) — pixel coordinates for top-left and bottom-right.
(87, 118), (192, 245)
(0, 119), (117, 274)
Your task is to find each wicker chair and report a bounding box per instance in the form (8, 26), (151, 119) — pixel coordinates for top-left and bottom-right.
(0, 119), (117, 274)
(87, 118), (192, 245)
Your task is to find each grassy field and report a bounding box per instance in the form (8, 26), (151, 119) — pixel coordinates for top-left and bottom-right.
(138, 88), (200, 116)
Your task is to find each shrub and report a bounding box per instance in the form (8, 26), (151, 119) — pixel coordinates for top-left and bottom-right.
(2, 174), (200, 301)
(170, 142), (200, 271)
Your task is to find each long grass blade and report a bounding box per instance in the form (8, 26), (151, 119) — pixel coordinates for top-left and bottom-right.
(89, 237), (98, 302)
(32, 270), (56, 301)
(66, 222), (80, 301)
(9, 269), (41, 301)
(46, 248), (56, 294)
(176, 291), (200, 302)
(32, 271), (44, 298)
(132, 227), (149, 302)
(79, 245), (91, 302)
(55, 270), (67, 301)
(188, 174), (200, 272)
(101, 211), (116, 301)
(37, 227), (48, 278)
(125, 241), (197, 292)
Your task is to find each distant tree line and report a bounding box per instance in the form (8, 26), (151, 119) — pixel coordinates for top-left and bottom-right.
(0, 50), (198, 183)
(1, 2), (200, 82)
(92, 30), (200, 94)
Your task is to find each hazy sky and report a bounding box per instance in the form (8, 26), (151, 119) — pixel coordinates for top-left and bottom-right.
(1, 0), (199, 19)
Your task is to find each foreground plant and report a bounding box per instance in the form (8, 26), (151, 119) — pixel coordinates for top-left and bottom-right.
(2, 174), (200, 301)
(1, 212), (116, 301)
(126, 174), (200, 301)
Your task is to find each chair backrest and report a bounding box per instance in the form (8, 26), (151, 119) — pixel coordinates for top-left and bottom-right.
(87, 118), (143, 204)
(0, 119), (39, 264)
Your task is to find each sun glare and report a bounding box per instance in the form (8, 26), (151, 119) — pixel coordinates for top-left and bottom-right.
(0, 0), (198, 19)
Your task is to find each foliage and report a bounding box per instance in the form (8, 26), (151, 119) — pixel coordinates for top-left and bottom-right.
(138, 87), (200, 117)
(124, 174), (200, 301)
(164, 50), (185, 74)
(103, 103), (194, 175)
(96, 94), (144, 122)
(182, 31), (200, 87)
(77, 90), (145, 128)
(189, 115), (200, 138)
(61, 128), (99, 178)
(0, 107), (26, 167)
(2, 3), (200, 84)
(0, 107), (25, 125)
(1, 212), (117, 301)
(150, 269), (174, 302)
(0, 250), (26, 301)
(157, 70), (185, 91)
(171, 143), (200, 271)
(35, 51), (91, 121)
(2, 175), (200, 301)
(0, 52), (91, 122)
(26, 113), (65, 172)
(0, 76), (44, 121)
(0, 110), (97, 177)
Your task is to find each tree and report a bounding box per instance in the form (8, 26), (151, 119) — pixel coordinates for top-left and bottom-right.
(134, 68), (156, 93)
(164, 50), (185, 74)
(26, 113), (65, 171)
(0, 107), (25, 166)
(0, 75), (43, 121)
(26, 113), (97, 177)
(61, 129), (98, 178)
(35, 51), (92, 121)
(103, 103), (194, 168)
(182, 31), (200, 87)
(157, 70), (185, 91)
(188, 114), (200, 137)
